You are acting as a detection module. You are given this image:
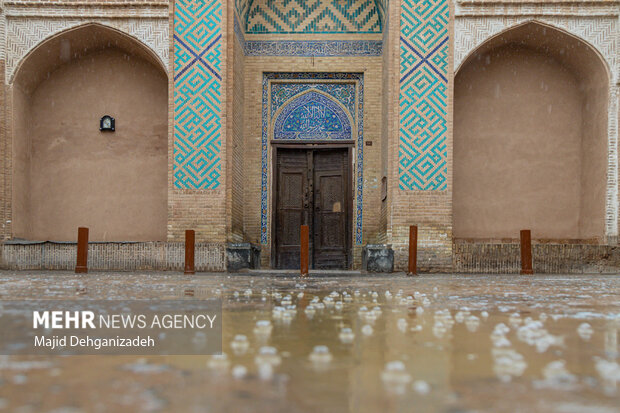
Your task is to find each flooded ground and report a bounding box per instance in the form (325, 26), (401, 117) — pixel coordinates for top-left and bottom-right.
(0, 271), (618, 412)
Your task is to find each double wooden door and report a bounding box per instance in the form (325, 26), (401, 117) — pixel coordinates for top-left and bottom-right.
(274, 147), (351, 269)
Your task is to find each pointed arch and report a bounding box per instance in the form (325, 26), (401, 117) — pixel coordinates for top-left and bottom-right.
(272, 89), (354, 140)
(11, 22), (169, 242)
(12, 22), (167, 93)
(456, 20), (611, 80)
(454, 20), (610, 241)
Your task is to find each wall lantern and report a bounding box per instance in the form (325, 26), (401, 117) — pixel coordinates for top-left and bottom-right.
(100, 115), (115, 132)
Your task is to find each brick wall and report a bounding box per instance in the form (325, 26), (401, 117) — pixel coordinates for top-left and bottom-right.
(0, 241), (225, 271)
(454, 242), (620, 274)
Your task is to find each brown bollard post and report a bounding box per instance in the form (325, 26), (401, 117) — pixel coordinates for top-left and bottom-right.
(408, 225), (418, 276)
(520, 229), (534, 275)
(300, 225), (309, 277)
(75, 227), (89, 274)
(184, 230), (195, 275)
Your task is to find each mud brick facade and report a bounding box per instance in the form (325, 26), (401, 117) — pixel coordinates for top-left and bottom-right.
(0, 0), (618, 272)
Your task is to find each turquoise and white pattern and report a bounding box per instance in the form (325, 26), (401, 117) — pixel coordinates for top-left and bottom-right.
(174, 0), (223, 189)
(399, 0), (449, 190)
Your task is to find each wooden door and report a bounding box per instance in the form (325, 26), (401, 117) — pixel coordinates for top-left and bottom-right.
(274, 147), (350, 270)
(313, 149), (349, 269)
(275, 149), (309, 269)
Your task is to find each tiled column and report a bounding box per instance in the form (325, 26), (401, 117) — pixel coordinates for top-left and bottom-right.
(170, 0), (228, 242)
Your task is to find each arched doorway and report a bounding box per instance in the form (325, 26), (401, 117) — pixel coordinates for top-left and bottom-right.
(271, 91), (354, 269)
(12, 24), (168, 242)
(454, 22), (609, 241)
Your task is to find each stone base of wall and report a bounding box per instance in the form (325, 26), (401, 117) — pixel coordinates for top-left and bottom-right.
(0, 241), (226, 272)
(5, 240), (619, 274)
(454, 242), (620, 274)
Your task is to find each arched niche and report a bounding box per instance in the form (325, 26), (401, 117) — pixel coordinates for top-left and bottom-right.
(12, 23), (168, 242)
(454, 21), (609, 241)
(273, 90), (353, 141)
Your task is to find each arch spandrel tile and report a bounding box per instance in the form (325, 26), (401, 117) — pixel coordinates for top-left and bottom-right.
(6, 18), (169, 82)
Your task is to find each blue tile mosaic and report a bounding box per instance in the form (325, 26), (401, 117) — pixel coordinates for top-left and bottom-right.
(273, 91), (353, 140)
(261, 73), (365, 245)
(271, 82), (356, 118)
(174, 0), (223, 189)
(234, 14), (382, 57)
(399, 0), (449, 191)
(246, 0), (382, 34)
(246, 39), (383, 57)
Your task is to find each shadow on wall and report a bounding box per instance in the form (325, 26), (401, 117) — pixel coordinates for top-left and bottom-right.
(454, 21), (609, 242)
(11, 24), (169, 242)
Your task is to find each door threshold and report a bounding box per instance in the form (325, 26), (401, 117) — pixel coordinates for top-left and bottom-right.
(238, 269), (363, 277)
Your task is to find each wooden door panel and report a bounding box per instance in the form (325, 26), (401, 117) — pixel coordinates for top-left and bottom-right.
(275, 150), (308, 269)
(319, 214), (344, 247)
(280, 173), (303, 208)
(313, 150), (349, 269)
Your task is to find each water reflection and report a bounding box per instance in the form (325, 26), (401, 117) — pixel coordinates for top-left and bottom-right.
(0, 272), (619, 412)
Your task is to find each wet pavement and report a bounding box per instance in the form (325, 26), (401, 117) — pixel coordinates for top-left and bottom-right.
(0, 271), (619, 412)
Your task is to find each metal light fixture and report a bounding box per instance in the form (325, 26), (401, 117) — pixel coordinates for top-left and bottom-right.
(100, 115), (115, 132)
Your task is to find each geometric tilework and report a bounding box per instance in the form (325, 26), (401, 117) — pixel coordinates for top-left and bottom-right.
(262, 73), (365, 244)
(399, 0), (449, 190)
(246, 0), (382, 34)
(173, 0), (223, 189)
(234, 13), (383, 56)
(235, 0), (250, 20)
(375, 0), (387, 27)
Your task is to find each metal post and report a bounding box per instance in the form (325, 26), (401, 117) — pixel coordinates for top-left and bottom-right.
(75, 227), (89, 274)
(184, 230), (195, 275)
(408, 225), (418, 276)
(520, 229), (533, 275)
(300, 225), (309, 277)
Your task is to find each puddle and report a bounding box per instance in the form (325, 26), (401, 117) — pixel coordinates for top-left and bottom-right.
(0, 272), (619, 412)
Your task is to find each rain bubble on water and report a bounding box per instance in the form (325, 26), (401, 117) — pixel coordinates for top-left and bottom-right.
(381, 361), (411, 395)
(207, 353), (230, 374)
(465, 315), (480, 332)
(254, 320), (273, 339)
(533, 360), (578, 390)
(397, 318), (408, 333)
(231, 334), (250, 355)
(309, 345), (332, 370)
(232, 365), (247, 380)
(255, 346), (281, 371)
(412, 380), (431, 395)
(577, 323), (594, 341)
(492, 348), (527, 382)
(339, 327), (355, 344)
(304, 305), (316, 318)
(509, 313), (522, 328)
